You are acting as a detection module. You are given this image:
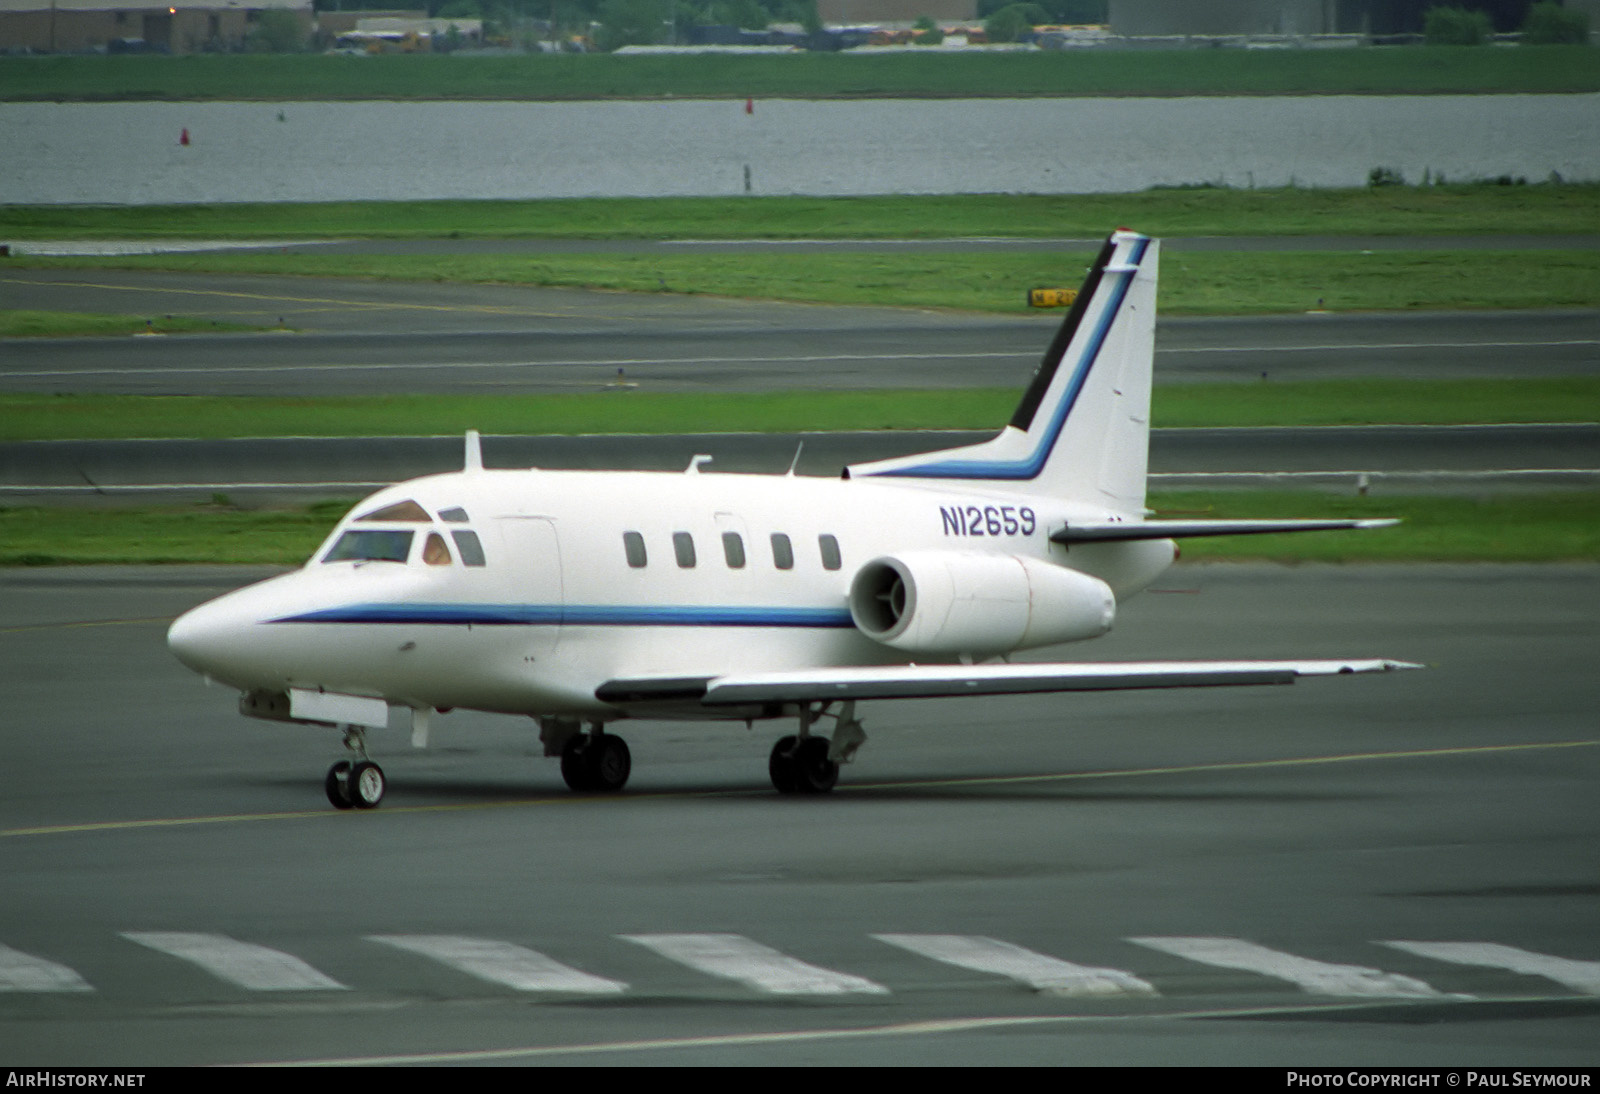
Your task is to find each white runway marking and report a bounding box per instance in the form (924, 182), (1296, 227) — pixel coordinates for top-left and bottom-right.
(621, 933), (889, 996)
(1127, 936), (1453, 999)
(0, 942), (93, 992)
(122, 932), (347, 991)
(873, 934), (1158, 997)
(1380, 941), (1600, 996)
(366, 935), (627, 994)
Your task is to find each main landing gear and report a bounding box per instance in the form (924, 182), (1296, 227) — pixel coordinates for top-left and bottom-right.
(559, 726), (632, 793)
(325, 725), (386, 810)
(769, 701), (866, 795)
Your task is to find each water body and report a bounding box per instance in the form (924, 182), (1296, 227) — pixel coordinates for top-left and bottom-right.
(2, 95), (1596, 204)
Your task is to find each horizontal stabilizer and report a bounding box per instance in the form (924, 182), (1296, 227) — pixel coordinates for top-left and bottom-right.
(598, 659), (1421, 710)
(1052, 518), (1399, 544)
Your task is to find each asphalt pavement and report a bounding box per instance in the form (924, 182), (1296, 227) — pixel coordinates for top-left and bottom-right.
(1, 563), (1594, 1065)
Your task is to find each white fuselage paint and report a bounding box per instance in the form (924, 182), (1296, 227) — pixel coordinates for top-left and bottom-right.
(167, 466), (1176, 722)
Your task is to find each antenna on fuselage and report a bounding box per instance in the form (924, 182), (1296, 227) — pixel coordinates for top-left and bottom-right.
(464, 429), (484, 473)
(785, 442), (805, 477)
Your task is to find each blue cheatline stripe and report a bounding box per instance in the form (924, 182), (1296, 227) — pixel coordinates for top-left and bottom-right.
(272, 603), (855, 628)
(867, 236), (1148, 482)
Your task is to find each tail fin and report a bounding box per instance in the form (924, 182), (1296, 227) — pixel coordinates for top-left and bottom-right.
(847, 230), (1158, 513)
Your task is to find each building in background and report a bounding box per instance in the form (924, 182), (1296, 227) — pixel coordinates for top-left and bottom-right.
(0, 0), (313, 53)
(815, 0), (976, 24)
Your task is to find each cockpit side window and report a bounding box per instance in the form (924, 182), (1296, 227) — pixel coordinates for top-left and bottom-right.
(438, 506), (470, 523)
(451, 530), (486, 567)
(423, 533), (452, 566)
(355, 499), (431, 523)
(323, 529), (414, 564)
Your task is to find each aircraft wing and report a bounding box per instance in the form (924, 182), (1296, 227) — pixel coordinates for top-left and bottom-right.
(1052, 518), (1398, 544)
(597, 659), (1421, 709)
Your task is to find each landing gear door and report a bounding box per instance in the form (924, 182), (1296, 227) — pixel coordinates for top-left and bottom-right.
(494, 516), (563, 656)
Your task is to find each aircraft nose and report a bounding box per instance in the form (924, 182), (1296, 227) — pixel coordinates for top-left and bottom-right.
(167, 599), (224, 675)
(168, 595), (258, 682)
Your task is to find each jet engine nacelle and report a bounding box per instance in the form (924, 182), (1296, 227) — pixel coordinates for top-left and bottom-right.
(848, 551), (1115, 656)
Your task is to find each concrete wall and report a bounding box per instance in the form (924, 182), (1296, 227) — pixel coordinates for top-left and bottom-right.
(1109, 0), (1338, 36)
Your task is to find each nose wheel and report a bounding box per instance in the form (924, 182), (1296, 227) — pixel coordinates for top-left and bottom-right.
(325, 759), (386, 809)
(325, 726), (386, 809)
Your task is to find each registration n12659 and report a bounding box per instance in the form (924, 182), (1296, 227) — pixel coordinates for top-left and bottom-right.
(939, 505), (1036, 538)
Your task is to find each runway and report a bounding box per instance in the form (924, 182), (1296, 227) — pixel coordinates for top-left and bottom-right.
(4, 269), (1595, 501)
(2, 270), (1596, 396)
(6, 424), (1598, 505)
(1, 564), (1595, 1065)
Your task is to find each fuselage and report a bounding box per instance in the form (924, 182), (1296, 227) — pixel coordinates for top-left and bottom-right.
(166, 466), (1177, 721)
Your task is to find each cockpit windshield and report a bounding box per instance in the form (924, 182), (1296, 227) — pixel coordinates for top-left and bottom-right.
(323, 529), (414, 564)
(319, 498), (485, 567)
(354, 499), (431, 523)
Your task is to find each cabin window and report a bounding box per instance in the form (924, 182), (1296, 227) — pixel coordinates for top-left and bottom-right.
(722, 532), (746, 569)
(451, 530), (486, 567)
(354, 499), (430, 523)
(623, 531), (648, 569)
(323, 529), (414, 564)
(438, 506), (470, 523)
(819, 534), (842, 571)
(423, 533), (453, 566)
(673, 532), (696, 569)
(770, 533), (794, 570)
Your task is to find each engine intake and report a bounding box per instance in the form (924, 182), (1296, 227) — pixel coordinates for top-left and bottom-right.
(849, 551), (1115, 656)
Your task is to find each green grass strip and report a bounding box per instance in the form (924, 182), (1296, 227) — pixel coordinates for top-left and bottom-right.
(0, 501), (347, 567)
(1155, 491), (1600, 563)
(3, 380), (1596, 442)
(0, 310), (260, 338)
(3, 48), (1598, 103)
(5, 492), (1595, 566)
(11, 248), (1600, 314)
(5, 185), (1598, 240)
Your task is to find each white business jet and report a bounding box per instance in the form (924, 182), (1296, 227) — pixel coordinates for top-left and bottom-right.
(167, 230), (1417, 809)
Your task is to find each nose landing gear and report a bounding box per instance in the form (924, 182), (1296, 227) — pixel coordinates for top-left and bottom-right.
(325, 726), (386, 810)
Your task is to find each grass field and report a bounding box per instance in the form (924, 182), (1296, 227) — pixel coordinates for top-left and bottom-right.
(0, 310), (260, 337)
(3, 47), (1597, 103)
(6, 185), (1598, 241)
(4, 179), (1593, 565)
(5, 380), (1597, 441)
(4, 492), (1595, 566)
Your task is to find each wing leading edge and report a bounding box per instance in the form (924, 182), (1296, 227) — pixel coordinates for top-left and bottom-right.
(597, 659), (1422, 711)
